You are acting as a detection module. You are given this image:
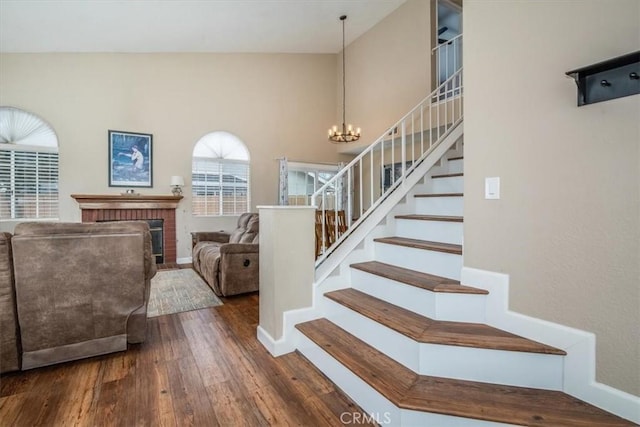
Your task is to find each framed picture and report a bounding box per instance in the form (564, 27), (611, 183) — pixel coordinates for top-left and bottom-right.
(108, 130), (153, 187)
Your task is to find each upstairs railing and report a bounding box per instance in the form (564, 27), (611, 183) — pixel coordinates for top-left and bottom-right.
(433, 33), (463, 101)
(313, 62), (463, 266)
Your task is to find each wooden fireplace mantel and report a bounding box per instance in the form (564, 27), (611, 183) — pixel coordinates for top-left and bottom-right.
(71, 194), (183, 210)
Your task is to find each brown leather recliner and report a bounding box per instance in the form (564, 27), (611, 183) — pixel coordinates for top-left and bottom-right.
(191, 213), (259, 297)
(0, 232), (20, 373)
(10, 221), (156, 370)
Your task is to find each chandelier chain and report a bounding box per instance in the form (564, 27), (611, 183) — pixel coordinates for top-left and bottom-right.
(328, 15), (360, 143)
(341, 16), (346, 128)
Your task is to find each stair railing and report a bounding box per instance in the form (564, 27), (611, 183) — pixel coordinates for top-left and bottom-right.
(432, 34), (463, 101)
(313, 65), (463, 266)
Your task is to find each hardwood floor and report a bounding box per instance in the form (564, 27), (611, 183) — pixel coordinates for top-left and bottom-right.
(0, 292), (372, 426)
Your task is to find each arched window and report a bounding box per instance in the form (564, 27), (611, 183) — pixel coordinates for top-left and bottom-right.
(0, 107), (59, 220)
(192, 132), (250, 216)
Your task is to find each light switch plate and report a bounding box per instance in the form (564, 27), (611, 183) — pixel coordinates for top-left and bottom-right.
(485, 177), (500, 199)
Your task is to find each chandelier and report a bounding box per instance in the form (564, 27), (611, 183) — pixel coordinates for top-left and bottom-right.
(328, 15), (360, 143)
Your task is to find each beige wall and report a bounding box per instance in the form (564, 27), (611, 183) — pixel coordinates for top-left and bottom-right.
(464, 0), (640, 395)
(0, 53), (343, 259)
(337, 0), (433, 154)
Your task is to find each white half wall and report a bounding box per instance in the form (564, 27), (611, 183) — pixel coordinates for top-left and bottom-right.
(257, 206), (315, 347)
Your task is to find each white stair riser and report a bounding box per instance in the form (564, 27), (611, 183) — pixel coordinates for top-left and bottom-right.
(426, 156), (463, 176)
(419, 344), (563, 390)
(324, 298), (563, 390)
(414, 196), (463, 216)
(396, 218), (463, 245)
(447, 158), (464, 174)
(297, 331), (517, 427)
(447, 148), (463, 158)
(374, 242), (462, 280)
(315, 277), (350, 295)
(350, 268), (486, 322)
(428, 175), (464, 193)
(434, 292), (486, 322)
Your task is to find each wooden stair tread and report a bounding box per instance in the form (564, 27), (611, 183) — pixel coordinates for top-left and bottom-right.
(374, 236), (462, 255)
(432, 172), (463, 179)
(325, 288), (565, 355)
(350, 261), (486, 294)
(414, 192), (463, 198)
(404, 376), (634, 427)
(448, 156), (464, 161)
(395, 214), (463, 222)
(296, 319), (634, 426)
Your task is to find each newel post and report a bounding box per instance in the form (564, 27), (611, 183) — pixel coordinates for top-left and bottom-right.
(257, 206), (315, 355)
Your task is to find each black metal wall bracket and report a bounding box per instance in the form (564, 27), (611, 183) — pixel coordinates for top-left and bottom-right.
(566, 51), (639, 106)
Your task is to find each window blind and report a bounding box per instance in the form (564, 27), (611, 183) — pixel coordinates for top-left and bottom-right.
(192, 157), (250, 216)
(0, 147), (59, 220)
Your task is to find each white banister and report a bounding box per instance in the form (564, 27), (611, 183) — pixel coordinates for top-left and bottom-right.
(432, 34), (463, 102)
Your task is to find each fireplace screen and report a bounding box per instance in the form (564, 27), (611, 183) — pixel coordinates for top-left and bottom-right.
(147, 219), (164, 264)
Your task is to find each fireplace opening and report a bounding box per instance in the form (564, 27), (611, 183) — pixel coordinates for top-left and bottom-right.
(147, 219), (164, 265)
(98, 219), (164, 264)
(146, 219), (164, 264)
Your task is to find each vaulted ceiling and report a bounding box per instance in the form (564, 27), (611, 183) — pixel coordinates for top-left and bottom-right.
(0, 0), (407, 54)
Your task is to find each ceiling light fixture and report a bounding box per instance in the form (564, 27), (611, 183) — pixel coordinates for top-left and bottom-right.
(328, 15), (360, 144)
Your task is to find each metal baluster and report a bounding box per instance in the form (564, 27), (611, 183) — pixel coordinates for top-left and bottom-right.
(359, 158), (363, 218)
(347, 168), (352, 228)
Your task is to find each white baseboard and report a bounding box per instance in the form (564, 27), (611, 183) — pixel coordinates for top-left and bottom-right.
(257, 306), (320, 357)
(257, 325), (284, 356)
(461, 267), (640, 424)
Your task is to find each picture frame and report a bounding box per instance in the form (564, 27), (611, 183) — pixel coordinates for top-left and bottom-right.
(108, 130), (153, 188)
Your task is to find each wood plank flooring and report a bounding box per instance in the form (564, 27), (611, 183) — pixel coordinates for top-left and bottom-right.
(0, 289), (373, 426)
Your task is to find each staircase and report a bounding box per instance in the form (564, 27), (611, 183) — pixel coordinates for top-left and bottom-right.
(293, 147), (636, 426)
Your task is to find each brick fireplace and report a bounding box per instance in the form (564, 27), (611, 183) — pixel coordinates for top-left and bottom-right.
(71, 194), (183, 264)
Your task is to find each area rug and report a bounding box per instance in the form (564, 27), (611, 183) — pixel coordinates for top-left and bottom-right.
(147, 268), (223, 318)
